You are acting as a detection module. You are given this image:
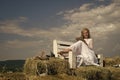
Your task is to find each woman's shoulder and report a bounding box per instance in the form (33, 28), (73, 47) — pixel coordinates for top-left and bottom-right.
(89, 38), (93, 41)
(88, 38), (93, 42)
(84, 38), (93, 41)
(84, 38), (93, 43)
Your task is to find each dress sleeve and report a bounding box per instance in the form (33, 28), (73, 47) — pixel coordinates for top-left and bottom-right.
(89, 39), (93, 49)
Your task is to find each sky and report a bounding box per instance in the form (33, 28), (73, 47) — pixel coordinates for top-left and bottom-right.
(0, 0), (120, 60)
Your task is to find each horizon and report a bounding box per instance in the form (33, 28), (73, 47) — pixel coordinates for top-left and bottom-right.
(0, 59), (25, 61)
(0, 0), (120, 60)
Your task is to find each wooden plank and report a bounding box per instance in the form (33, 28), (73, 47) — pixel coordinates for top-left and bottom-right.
(57, 40), (73, 45)
(57, 45), (69, 50)
(53, 40), (58, 57)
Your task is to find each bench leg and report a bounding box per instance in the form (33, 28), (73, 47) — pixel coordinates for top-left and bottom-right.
(69, 52), (76, 68)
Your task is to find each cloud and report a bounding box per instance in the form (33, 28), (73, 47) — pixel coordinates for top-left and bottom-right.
(0, 17), (32, 37)
(60, 1), (120, 39)
(3, 39), (43, 48)
(1, 0), (120, 43)
(56, 11), (64, 15)
(0, 0), (120, 58)
(98, 0), (105, 1)
(56, 0), (120, 56)
(113, 0), (120, 3)
(0, 17), (67, 39)
(0, 18), (55, 38)
(79, 3), (93, 11)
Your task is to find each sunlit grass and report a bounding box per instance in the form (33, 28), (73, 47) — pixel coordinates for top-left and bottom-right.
(0, 56), (120, 80)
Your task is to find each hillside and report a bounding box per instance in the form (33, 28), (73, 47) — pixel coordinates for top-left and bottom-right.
(0, 60), (25, 73)
(0, 57), (120, 80)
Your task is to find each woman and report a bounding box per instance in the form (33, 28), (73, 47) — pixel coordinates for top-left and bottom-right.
(58, 28), (99, 67)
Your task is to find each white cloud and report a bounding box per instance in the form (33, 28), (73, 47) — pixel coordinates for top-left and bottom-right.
(60, 1), (120, 39)
(3, 39), (44, 48)
(1, 0), (120, 45)
(79, 3), (93, 11)
(0, 1), (119, 41)
(0, 0), (120, 57)
(56, 11), (64, 15)
(55, 0), (120, 56)
(98, 0), (105, 1)
(0, 18), (58, 38)
(113, 0), (120, 3)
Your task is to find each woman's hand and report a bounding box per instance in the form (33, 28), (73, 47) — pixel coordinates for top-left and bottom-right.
(58, 51), (67, 58)
(58, 49), (71, 55)
(58, 51), (63, 55)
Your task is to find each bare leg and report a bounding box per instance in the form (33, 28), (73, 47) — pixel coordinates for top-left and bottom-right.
(77, 57), (83, 67)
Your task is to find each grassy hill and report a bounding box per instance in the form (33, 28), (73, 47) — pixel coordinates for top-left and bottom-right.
(0, 56), (120, 80)
(0, 60), (25, 73)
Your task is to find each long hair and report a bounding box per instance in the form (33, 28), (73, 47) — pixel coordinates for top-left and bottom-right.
(76, 28), (91, 45)
(76, 37), (88, 45)
(81, 28), (91, 39)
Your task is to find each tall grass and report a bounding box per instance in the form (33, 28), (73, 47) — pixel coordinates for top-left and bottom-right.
(24, 58), (47, 76)
(75, 66), (111, 80)
(24, 57), (70, 79)
(104, 56), (120, 67)
(1, 56), (120, 80)
(0, 72), (25, 80)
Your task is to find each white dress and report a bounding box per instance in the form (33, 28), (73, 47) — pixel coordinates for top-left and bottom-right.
(68, 38), (99, 67)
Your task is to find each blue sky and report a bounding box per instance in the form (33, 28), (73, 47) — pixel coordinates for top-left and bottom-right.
(0, 0), (120, 60)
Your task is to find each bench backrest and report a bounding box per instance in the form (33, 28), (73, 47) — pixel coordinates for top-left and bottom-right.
(53, 40), (74, 59)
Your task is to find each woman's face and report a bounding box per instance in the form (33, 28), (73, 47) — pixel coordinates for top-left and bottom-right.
(83, 30), (89, 39)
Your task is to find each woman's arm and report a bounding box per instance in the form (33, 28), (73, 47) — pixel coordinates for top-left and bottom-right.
(89, 39), (93, 49)
(58, 48), (72, 55)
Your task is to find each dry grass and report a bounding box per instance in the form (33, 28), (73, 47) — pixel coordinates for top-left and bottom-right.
(0, 72), (25, 80)
(105, 67), (120, 80)
(24, 58), (69, 76)
(75, 66), (111, 80)
(26, 74), (85, 80)
(104, 56), (120, 67)
(0, 67), (120, 80)
(24, 58), (47, 76)
(23, 56), (120, 80)
(47, 58), (69, 75)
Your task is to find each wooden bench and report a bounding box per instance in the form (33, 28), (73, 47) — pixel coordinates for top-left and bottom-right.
(53, 39), (103, 68)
